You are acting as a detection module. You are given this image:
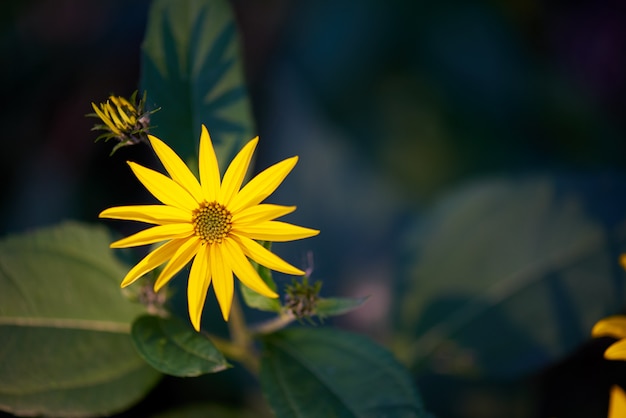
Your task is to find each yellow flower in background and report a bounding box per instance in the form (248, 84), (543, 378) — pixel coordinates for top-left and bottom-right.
(592, 316), (626, 360)
(609, 385), (626, 418)
(92, 95), (139, 135)
(100, 125), (319, 331)
(89, 92), (157, 154)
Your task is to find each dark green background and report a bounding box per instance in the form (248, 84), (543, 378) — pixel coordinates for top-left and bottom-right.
(2, 1), (626, 417)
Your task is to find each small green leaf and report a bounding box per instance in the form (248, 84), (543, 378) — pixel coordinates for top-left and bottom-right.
(0, 222), (160, 417)
(240, 241), (281, 313)
(315, 296), (368, 318)
(260, 328), (428, 418)
(132, 314), (230, 377)
(141, 0), (254, 167)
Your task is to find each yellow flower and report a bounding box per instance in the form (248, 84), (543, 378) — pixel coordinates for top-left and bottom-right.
(92, 95), (139, 135)
(592, 315), (626, 360)
(100, 125), (319, 331)
(609, 385), (626, 418)
(89, 92), (157, 154)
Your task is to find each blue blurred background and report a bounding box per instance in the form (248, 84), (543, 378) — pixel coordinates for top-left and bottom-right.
(2, 1), (626, 417)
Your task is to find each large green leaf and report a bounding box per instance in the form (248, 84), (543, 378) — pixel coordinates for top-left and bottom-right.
(141, 0), (254, 167)
(0, 222), (161, 417)
(395, 176), (626, 378)
(132, 314), (230, 377)
(260, 328), (427, 418)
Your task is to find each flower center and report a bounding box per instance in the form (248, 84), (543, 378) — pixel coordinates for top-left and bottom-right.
(192, 201), (233, 244)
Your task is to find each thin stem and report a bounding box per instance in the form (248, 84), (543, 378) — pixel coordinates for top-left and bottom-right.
(203, 331), (259, 376)
(250, 311), (296, 336)
(228, 294), (251, 348)
(201, 298), (295, 376)
(219, 294), (260, 375)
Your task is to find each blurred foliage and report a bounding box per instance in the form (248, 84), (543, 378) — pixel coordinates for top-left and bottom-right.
(1, 0), (626, 417)
(141, 0), (255, 168)
(395, 175), (626, 378)
(393, 175), (626, 417)
(275, 0), (626, 200)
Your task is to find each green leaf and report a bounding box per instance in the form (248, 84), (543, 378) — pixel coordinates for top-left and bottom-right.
(260, 328), (427, 418)
(0, 221), (161, 417)
(131, 314), (230, 377)
(395, 176), (626, 378)
(240, 241), (281, 313)
(315, 296), (369, 318)
(141, 0), (254, 167)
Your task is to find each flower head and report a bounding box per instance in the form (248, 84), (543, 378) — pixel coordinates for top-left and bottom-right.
(89, 91), (157, 154)
(284, 276), (322, 322)
(100, 125), (319, 331)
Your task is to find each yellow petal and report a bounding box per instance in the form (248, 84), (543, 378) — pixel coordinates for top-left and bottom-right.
(187, 244), (211, 331)
(199, 125), (221, 202)
(229, 156), (298, 213)
(210, 244), (234, 321)
(120, 239), (185, 287)
(234, 220), (319, 242)
(112, 95), (133, 109)
(609, 385), (626, 418)
(592, 316), (626, 339)
(99, 205), (191, 224)
(106, 101), (125, 129)
(118, 110), (134, 127)
(605, 339), (626, 361)
(110, 223), (193, 248)
(154, 237), (201, 292)
(222, 237), (278, 298)
(232, 204), (296, 225)
(148, 135), (204, 203)
(128, 162), (198, 211)
(109, 97), (133, 125)
(92, 103), (121, 135)
(219, 137), (258, 206)
(231, 234), (304, 276)
(620, 254), (626, 270)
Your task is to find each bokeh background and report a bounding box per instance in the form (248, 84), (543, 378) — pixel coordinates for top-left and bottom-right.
(2, 1), (626, 417)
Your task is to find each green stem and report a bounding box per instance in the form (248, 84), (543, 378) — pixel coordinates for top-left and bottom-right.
(250, 311), (295, 336)
(204, 330), (259, 376)
(202, 298), (295, 376)
(213, 294), (260, 375)
(228, 294), (251, 348)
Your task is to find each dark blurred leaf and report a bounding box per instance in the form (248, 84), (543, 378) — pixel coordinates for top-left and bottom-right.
(395, 176), (626, 378)
(141, 0), (254, 167)
(0, 222), (160, 417)
(260, 327), (427, 418)
(132, 314), (230, 377)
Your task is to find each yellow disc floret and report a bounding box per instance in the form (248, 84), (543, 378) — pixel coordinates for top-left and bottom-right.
(192, 201), (233, 244)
